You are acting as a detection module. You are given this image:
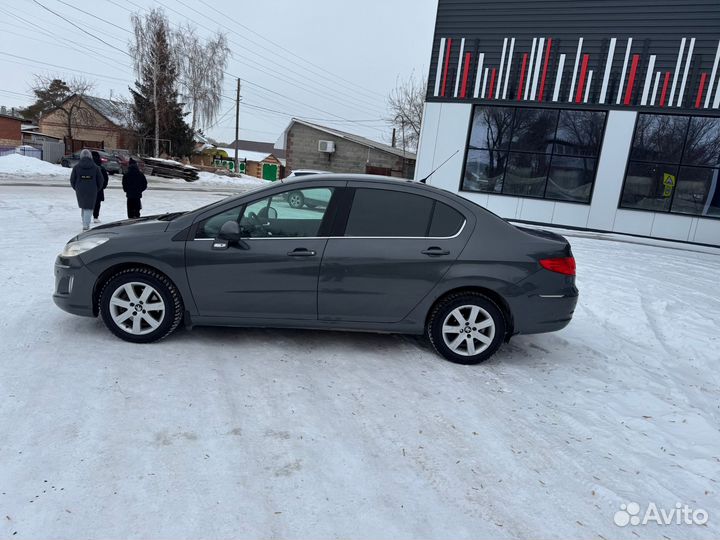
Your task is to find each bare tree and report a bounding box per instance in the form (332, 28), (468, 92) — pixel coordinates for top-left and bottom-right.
(387, 73), (426, 152)
(129, 8), (178, 157)
(177, 25), (230, 131)
(29, 75), (95, 139)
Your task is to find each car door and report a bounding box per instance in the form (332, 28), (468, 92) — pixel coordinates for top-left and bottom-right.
(318, 184), (473, 323)
(185, 186), (337, 320)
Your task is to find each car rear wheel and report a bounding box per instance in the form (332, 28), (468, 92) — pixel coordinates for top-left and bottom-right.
(99, 268), (183, 343)
(288, 191), (305, 208)
(427, 292), (506, 364)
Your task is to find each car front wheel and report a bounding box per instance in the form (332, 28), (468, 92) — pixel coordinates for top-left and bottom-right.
(99, 268), (183, 343)
(427, 292), (506, 364)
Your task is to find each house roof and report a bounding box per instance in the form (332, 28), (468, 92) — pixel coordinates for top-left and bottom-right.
(48, 94), (128, 127)
(216, 147), (276, 163)
(82, 95), (128, 126)
(0, 113), (24, 123)
(228, 139), (285, 159)
(281, 118), (416, 160)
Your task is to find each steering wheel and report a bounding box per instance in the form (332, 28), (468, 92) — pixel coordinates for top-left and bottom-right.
(246, 211), (267, 234)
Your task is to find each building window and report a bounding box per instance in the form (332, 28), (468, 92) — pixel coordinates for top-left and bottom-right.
(461, 105), (606, 204)
(620, 113), (720, 218)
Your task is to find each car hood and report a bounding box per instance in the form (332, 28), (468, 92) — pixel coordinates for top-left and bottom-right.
(74, 215), (172, 241)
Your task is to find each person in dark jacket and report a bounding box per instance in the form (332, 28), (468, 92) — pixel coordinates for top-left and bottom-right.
(122, 158), (147, 218)
(69, 149), (103, 231)
(91, 151), (109, 223)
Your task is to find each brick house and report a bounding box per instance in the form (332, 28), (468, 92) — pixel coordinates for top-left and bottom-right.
(0, 114), (23, 148)
(39, 94), (132, 151)
(279, 119), (416, 178)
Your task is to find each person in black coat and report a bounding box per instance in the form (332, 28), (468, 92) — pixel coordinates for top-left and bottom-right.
(91, 151), (109, 223)
(122, 158), (148, 218)
(70, 149), (103, 230)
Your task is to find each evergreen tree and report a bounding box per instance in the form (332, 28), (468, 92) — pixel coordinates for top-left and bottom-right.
(129, 8), (193, 158)
(21, 78), (71, 121)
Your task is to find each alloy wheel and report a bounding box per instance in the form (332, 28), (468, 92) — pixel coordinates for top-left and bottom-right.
(109, 281), (166, 336)
(441, 304), (496, 356)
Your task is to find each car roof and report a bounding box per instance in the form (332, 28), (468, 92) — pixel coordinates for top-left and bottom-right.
(277, 173), (481, 209)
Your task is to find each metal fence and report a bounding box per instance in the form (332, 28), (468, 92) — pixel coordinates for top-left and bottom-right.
(0, 141), (64, 163)
(0, 146), (42, 159)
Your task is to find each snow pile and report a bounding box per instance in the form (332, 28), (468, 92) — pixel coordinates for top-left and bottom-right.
(0, 153), (67, 176)
(195, 170), (269, 187)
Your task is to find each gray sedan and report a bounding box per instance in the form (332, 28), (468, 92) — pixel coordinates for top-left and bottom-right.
(53, 174), (578, 364)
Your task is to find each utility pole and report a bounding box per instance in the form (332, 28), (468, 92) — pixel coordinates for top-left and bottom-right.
(234, 78), (241, 174)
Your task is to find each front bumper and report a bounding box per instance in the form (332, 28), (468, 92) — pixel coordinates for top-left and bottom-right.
(52, 255), (97, 317)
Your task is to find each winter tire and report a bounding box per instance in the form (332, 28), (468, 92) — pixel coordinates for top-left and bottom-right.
(99, 268), (183, 343)
(288, 191), (305, 209)
(427, 292), (506, 365)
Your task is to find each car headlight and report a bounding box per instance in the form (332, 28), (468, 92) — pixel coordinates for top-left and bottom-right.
(61, 236), (111, 257)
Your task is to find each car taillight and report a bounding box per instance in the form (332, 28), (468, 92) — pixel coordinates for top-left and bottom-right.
(539, 257), (576, 276)
(101, 157), (108, 162)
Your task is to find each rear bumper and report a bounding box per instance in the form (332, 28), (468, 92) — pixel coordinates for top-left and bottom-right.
(511, 286), (579, 335)
(52, 256), (97, 317)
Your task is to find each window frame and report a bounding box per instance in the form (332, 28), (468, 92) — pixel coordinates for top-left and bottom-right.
(192, 186), (341, 240)
(617, 111), (720, 220)
(459, 104), (608, 205)
(336, 187), (467, 239)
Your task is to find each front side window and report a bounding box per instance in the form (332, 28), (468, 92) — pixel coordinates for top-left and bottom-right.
(621, 114), (720, 218)
(195, 187), (334, 238)
(344, 188), (464, 237)
(462, 105), (606, 203)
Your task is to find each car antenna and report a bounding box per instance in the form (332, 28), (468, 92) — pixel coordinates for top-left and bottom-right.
(418, 149), (460, 184)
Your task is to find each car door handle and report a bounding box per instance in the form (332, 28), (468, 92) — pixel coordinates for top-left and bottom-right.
(421, 247), (450, 256)
(287, 248), (316, 257)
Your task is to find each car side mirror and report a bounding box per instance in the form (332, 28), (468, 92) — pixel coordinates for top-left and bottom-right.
(213, 220), (249, 250)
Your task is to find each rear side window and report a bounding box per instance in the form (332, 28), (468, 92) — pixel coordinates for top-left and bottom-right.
(344, 188), (465, 237)
(429, 202), (464, 237)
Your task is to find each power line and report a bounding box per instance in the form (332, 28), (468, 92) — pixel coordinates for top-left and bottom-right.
(0, 52), (130, 83)
(184, 0), (386, 105)
(30, 0), (132, 58)
(53, 0), (132, 35)
(152, 0), (386, 118)
(193, 0), (386, 102)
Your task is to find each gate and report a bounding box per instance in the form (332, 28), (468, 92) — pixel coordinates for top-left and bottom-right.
(262, 163), (278, 180)
(42, 140), (65, 164)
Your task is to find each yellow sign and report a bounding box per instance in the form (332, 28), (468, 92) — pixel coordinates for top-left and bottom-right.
(663, 172), (676, 198)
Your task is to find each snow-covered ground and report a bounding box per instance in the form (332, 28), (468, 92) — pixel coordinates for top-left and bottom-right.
(0, 183), (719, 539)
(0, 154), (268, 192)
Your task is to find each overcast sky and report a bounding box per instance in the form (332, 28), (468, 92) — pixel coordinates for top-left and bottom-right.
(0, 0), (438, 146)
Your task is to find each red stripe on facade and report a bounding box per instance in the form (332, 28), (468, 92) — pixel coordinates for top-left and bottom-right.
(659, 72), (670, 107)
(460, 52), (472, 98)
(538, 38), (553, 102)
(624, 54), (640, 105)
(695, 72), (708, 108)
(488, 68), (497, 100)
(441, 38), (452, 97)
(575, 53), (590, 103)
(517, 53), (528, 100)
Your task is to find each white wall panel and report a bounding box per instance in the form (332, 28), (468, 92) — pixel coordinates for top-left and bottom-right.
(587, 110), (636, 231)
(692, 218), (720, 245)
(414, 102), (442, 181)
(551, 203), (591, 228)
(486, 194), (521, 218)
(613, 209), (655, 236)
(518, 198), (555, 222)
(650, 213), (693, 242)
(421, 103), (473, 193)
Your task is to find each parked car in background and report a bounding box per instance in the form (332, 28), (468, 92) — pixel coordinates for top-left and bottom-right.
(283, 170), (331, 208)
(113, 151), (146, 174)
(52, 174), (578, 365)
(61, 149), (121, 174)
